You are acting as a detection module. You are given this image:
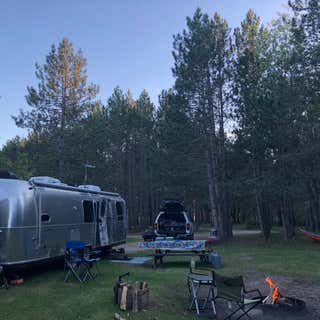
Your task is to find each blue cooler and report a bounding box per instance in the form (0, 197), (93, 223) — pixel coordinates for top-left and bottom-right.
(208, 252), (221, 269)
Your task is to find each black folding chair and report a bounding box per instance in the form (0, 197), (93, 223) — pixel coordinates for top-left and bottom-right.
(213, 273), (263, 320)
(187, 261), (216, 317)
(82, 248), (101, 281)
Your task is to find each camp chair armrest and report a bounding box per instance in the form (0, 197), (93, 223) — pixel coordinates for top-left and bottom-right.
(85, 244), (93, 251)
(243, 288), (263, 298)
(193, 266), (213, 272)
(189, 265), (213, 274)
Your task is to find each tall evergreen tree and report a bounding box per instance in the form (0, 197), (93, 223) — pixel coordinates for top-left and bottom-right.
(0, 137), (31, 179)
(13, 38), (99, 180)
(104, 88), (156, 228)
(289, 0), (320, 231)
(156, 90), (208, 220)
(172, 8), (232, 239)
(233, 10), (274, 239)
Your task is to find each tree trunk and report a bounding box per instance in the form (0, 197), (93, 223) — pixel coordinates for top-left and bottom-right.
(276, 208), (282, 227)
(281, 192), (295, 240)
(127, 148), (135, 229)
(253, 161), (272, 240)
(58, 139), (65, 180)
(217, 79), (232, 239)
(255, 191), (272, 240)
(149, 167), (155, 226)
(206, 149), (219, 230)
(307, 179), (320, 231)
(204, 70), (225, 238)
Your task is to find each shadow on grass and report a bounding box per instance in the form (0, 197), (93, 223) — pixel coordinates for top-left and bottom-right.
(4, 258), (65, 280)
(147, 260), (190, 270)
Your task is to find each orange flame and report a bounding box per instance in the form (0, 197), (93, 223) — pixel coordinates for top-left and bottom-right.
(265, 277), (280, 303)
(265, 277), (274, 289)
(273, 287), (280, 301)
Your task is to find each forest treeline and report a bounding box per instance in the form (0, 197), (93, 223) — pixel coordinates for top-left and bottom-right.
(1, 0), (320, 240)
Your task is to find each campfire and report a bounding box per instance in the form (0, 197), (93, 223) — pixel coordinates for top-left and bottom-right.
(263, 277), (280, 304)
(261, 277), (306, 311)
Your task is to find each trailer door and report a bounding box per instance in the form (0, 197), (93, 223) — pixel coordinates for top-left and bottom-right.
(98, 199), (108, 246)
(82, 200), (95, 244)
(106, 200), (113, 244)
(114, 201), (126, 243)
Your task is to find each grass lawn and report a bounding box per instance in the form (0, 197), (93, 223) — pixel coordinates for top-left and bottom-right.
(125, 236), (141, 244)
(0, 232), (319, 320)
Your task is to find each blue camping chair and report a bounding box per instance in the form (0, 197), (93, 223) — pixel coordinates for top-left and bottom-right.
(64, 240), (92, 283)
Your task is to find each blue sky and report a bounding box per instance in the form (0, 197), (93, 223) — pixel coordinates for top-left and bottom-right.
(0, 0), (287, 146)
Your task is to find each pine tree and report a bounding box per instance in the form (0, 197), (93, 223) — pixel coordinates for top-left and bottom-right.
(172, 8), (233, 239)
(233, 10), (274, 239)
(13, 38), (99, 180)
(289, 0), (320, 231)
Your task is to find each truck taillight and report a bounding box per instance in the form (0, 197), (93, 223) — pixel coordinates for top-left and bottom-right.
(186, 223), (191, 231)
(154, 223), (158, 230)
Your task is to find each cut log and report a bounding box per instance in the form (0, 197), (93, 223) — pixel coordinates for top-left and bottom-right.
(120, 285), (128, 311)
(115, 281), (149, 312)
(132, 282), (139, 313)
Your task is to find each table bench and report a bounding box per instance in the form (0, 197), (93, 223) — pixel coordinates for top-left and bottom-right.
(152, 249), (212, 268)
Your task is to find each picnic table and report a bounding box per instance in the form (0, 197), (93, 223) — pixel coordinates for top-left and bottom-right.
(139, 240), (212, 268)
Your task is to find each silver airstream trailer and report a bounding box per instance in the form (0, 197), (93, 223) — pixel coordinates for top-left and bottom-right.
(0, 174), (127, 267)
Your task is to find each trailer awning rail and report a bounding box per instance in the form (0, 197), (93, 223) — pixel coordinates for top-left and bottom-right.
(29, 181), (120, 197)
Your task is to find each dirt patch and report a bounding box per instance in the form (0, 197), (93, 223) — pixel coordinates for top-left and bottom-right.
(198, 273), (318, 320)
(243, 273), (320, 319)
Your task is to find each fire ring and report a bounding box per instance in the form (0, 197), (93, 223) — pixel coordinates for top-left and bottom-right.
(258, 277), (306, 314)
(260, 296), (306, 312)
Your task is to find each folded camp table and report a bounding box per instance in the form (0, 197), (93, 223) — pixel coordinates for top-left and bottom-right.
(139, 240), (211, 268)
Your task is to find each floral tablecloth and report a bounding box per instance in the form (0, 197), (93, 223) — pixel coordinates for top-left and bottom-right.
(138, 240), (206, 251)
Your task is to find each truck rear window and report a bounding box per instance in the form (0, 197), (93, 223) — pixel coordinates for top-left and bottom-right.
(162, 202), (184, 212)
(158, 213), (186, 223)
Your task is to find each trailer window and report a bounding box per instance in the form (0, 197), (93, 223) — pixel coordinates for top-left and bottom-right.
(101, 200), (106, 217)
(116, 202), (124, 221)
(94, 201), (100, 220)
(41, 214), (51, 223)
(83, 201), (94, 223)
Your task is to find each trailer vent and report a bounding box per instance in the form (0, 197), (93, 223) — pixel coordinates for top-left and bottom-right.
(29, 176), (62, 184)
(78, 185), (102, 192)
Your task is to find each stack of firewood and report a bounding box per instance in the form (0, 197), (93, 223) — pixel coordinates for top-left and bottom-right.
(114, 280), (149, 312)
